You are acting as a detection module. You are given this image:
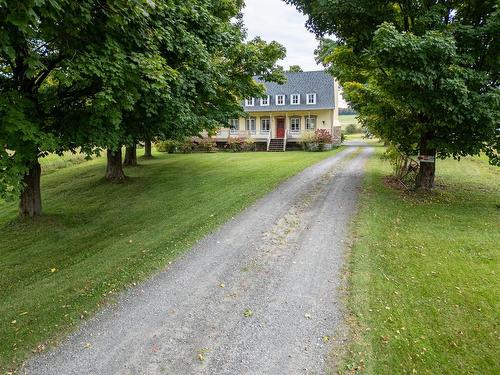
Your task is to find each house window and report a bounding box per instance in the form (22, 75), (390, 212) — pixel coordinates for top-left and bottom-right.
(291, 94), (300, 105)
(260, 96), (270, 106)
(229, 119), (239, 134)
(305, 116), (316, 131)
(306, 93), (316, 105)
(290, 117), (301, 132)
(276, 94), (285, 106)
(261, 117), (270, 133)
(246, 117), (256, 134)
(245, 98), (255, 107)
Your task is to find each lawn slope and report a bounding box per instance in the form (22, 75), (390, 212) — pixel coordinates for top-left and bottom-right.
(0, 148), (343, 371)
(343, 150), (499, 374)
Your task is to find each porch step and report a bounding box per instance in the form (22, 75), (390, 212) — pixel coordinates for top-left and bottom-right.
(268, 138), (285, 152)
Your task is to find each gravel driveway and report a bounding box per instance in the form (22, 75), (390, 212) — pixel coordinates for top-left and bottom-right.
(24, 145), (373, 375)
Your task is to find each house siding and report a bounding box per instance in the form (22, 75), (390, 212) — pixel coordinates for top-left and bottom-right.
(216, 109), (338, 141)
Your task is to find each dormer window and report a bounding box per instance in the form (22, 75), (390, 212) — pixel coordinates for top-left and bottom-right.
(306, 93), (316, 105)
(260, 95), (270, 106)
(276, 94), (285, 106)
(245, 98), (255, 107)
(291, 93), (300, 105)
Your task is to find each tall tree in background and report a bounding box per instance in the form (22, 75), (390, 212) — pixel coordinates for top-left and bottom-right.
(288, 0), (500, 188)
(288, 65), (303, 72)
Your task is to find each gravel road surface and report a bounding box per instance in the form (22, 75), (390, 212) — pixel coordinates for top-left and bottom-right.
(24, 145), (373, 375)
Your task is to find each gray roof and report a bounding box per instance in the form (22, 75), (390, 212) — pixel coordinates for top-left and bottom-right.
(245, 70), (335, 112)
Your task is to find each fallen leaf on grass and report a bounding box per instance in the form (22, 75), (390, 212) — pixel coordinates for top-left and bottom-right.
(32, 344), (46, 353)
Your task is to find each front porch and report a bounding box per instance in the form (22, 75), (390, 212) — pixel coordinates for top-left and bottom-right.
(212, 110), (341, 151)
(213, 128), (306, 151)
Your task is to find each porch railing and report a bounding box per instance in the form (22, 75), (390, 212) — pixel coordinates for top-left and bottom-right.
(266, 128), (272, 151)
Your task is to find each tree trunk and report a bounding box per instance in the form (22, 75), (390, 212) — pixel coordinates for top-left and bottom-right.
(144, 139), (152, 159)
(415, 133), (436, 190)
(105, 148), (126, 181)
(123, 144), (137, 166)
(19, 160), (42, 218)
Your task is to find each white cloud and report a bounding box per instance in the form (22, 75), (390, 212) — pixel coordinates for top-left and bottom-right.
(242, 0), (348, 107)
(242, 0), (319, 70)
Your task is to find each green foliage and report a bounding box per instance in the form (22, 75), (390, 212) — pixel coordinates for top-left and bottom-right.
(290, 0), (500, 175)
(242, 138), (256, 151)
(298, 132), (317, 151)
(0, 0), (148, 199)
(180, 139), (195, 154)
(197, 139), (218, 153)
(224, 137), (257, 152)
(299, 130), (333, 151)
(345, 124), (360, 134)
(226, 137), (245, 152)
(288, 65), (303, 72)
(381, 143), (419, 185)
(155, 140), (179, 154)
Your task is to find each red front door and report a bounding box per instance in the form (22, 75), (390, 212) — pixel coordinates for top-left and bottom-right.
(276, 118), (285, 138)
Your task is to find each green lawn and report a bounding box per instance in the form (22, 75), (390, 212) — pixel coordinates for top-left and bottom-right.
(341, 149), (499, 374)
(0, 148), (343, 372)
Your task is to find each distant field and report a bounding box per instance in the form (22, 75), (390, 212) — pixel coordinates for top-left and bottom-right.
(40, 151), (94, 174)
(339, 114), (359, 129)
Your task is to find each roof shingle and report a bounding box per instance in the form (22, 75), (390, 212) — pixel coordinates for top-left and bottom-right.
(245, 70), (335, 112)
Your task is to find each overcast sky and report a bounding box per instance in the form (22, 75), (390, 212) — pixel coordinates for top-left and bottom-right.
(242, 0), (347, 107)
(242, 0), (320, 71)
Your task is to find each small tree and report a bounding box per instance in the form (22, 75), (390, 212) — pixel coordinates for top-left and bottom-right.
(288, 65), (303, 72)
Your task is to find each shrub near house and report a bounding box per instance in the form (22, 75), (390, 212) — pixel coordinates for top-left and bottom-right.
(299, 129), (333, 151)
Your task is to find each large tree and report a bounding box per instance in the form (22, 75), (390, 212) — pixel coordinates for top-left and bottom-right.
(288, 0), (500, 188)
(0, 0), (286, 215)
(104, 1), (286, 180)
(0, 0), (161, 215)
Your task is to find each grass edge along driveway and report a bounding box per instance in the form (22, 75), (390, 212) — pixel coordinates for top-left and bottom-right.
(338, 148), (499, 374)
(0, 148), (345, 372)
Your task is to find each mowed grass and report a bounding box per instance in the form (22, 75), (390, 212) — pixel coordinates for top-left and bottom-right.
(0, 148), (343, 371)
(343, 149), (499, 374)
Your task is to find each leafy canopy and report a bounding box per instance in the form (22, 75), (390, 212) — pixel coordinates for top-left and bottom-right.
(288, 0), (500, 163)
(0, 0), (286, 200)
